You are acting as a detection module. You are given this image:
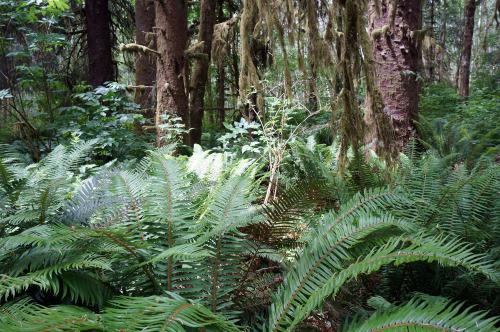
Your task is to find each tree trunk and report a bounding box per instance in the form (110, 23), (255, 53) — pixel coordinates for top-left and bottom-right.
(459, 0), (476, 100)
(86, 0), (114, 88)
(187, 0), (217, 146)
(134, 0), (156, 134)
(438, 0), (447, 82)
(368, 0), (422, 150)
(427, 0), (435, 82)
(307, 42), (318, 113)
(216, 65), (225, 129)
(155, 0), (189, 146)
(214, 0), (226, 129)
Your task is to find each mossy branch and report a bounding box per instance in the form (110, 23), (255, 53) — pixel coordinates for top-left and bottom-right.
(119, 43), (159, 55)
(371, 25), (390, 40)
(185, 41), (205, 56)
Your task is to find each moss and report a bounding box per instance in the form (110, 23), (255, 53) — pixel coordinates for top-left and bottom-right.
(371, 24), (389, 40)
(119, 43), (159, 55)
(212, 17), (239, 67)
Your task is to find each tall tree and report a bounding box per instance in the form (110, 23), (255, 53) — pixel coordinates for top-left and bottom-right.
(187, 0), (217, 146)
(85, 0), (114, 87)
(459, 0), (476, 100)
(438, 0), (448, 82)
(154, 0), (189, 146)
(368, 0), (423, 150)
(134, 0), (156, 133)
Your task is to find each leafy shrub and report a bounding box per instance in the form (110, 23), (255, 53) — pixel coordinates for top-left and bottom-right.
(56, 83), (150, 162)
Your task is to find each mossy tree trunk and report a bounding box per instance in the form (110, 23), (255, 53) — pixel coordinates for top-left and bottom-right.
(368, 0), (422, 151)
(427, 0), (435, 82)
(85, 0), (114, 88)
(187, 0), (217, 146)
(155, 0), (189, 146)
(438, 0), (447, 82)
(134, 0), (156, 134)
(305, 0), (318, 113)
(459, 0), (476, 100)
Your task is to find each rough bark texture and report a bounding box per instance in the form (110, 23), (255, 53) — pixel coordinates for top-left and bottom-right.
(216, 64), (225, 129)
(459, 0), (476, 100)
(307, 41), (318, 113)
(427, 0), (435, 82)
(134, 0), (156, 134)
(215, 0), (226, 129)
(86, 0), (114, 88)
(187, 0), (217, 146)
(439, 0), (447, 82)
(155, 0), (189, 146)
(368, 0), (422, 150)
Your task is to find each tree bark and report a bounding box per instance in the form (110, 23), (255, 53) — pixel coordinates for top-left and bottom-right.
(155, 0), (189, 146)
(459, 0), (476, 100)
(438, 0), (447, 82)
(134, 0), (156, 134)
(216, 65), (225, 129)
(215, 0), (225, 129)
(427, 0), (435, 82)
(86, 0), (114, 88)
(187, 0), (217, 146)
(368, 0), (422, 150)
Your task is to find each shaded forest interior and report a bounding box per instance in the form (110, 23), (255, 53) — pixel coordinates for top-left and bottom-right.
(0, 0), (499, 331)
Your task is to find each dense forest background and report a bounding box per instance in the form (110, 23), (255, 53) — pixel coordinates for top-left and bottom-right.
(0, 0), (499, 331)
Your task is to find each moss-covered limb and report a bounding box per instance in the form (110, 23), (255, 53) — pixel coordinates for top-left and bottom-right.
(185, 42), (210, 62)
(482, 0), (499, 50)
(410, 28), (431, 44)
(388, 0), (398, 28)
(338, 0), (368, 171)
(212, 16), (240, 67)
(185, 41), (205, 56)
(119, 43), (159, 55)
(371, 24), (389, 39)
(125, 85), (155, 92)
(305, 0), (333, 71)
(239, 0), (264, 112)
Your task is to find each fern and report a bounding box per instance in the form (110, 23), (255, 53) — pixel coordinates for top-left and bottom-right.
(344, 294), (500, 331)
(102, 294), (242, 331)
(1, 142), (499, 331)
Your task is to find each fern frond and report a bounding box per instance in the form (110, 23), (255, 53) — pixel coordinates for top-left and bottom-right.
(344, 294), (500, 331)
(102, 293), (242, 331)
(282, 235), (499, 331)
(316, 187), (411, 236)
(268, 214), (415, 332)
(62, 169), (120, 224)
(198, 171), (258, 314)
(0, 302), (102, 331)
(142, 154), (199, 293)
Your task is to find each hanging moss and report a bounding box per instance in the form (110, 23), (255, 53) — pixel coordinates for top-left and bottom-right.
(239, 0), (259, 95)
(212, 16), (239, 68)
(388, 0), (398, 29)
(371, 24), (389, 39)
(119, 43), (159, 55)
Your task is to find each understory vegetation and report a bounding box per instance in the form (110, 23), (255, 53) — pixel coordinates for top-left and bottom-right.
(0, 128), (499, 330)
(1, 0), (500, 330)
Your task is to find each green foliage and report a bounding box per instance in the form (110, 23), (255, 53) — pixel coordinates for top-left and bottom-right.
(157, 113), (191, 146)
(216, 118), (265, 157)
(57, 83), (150, 160)
(419, 83), (500, 166)
(0, 0), (146, 163)
(345, 294), (500, 331)
(0, 141), (499, 331)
